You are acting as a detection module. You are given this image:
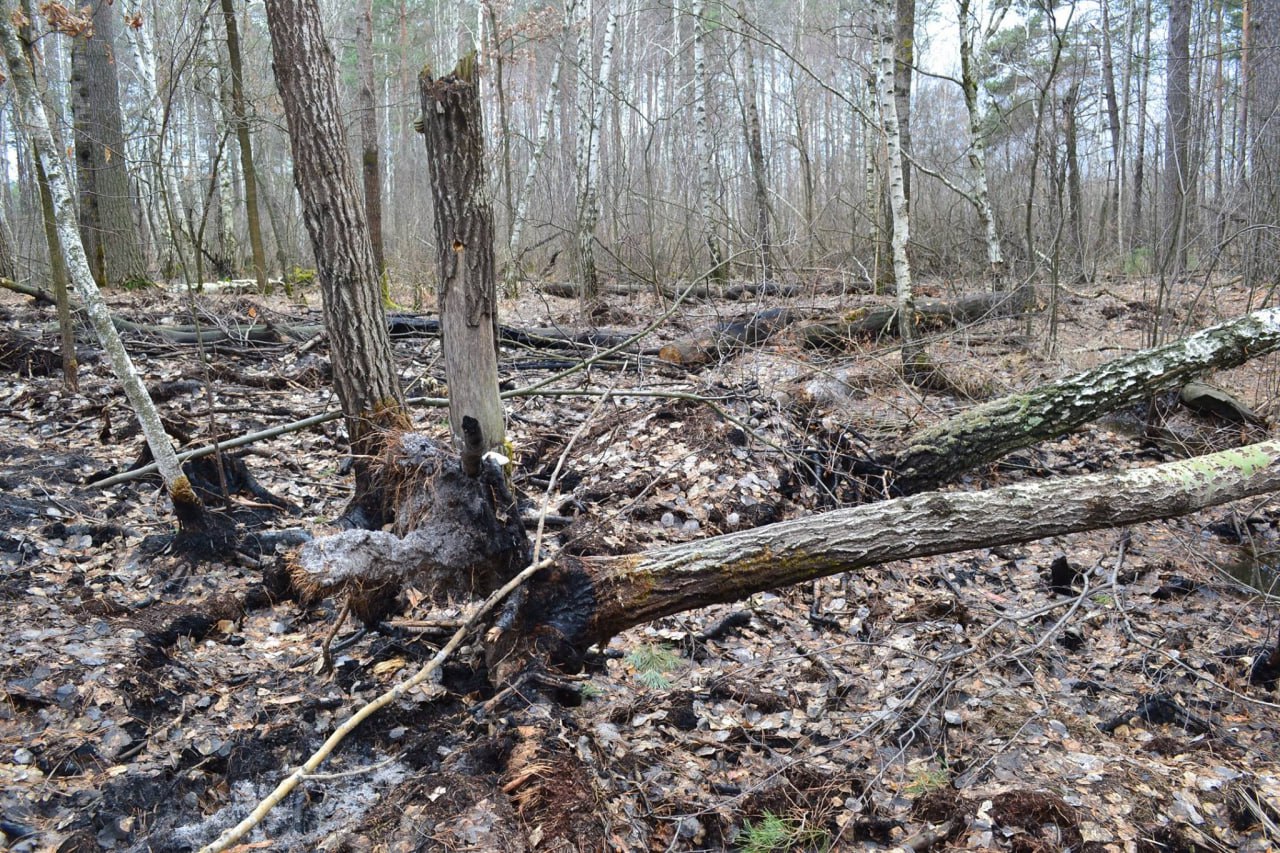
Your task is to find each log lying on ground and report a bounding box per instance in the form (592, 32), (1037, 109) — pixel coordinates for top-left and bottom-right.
(658, 307), (797, 365)
(0, 276), (55, 305)
(492, 439), (1280, 674)
(888, 308), (1280, 493)
(387, 313), (638, 352)
(797, 290), (1028, 347)
(539, 279), (805, 302)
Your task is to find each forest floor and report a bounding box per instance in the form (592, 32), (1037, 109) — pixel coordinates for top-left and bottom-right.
(2, 273), (1280, 852)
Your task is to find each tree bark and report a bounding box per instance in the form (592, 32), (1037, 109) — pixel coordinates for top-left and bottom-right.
(1161, 0), (1192, 284)
(691, 0), (726, 283)
(738, 8), (774, 280)
(119, 0), (192, 282)
(796, 290), (1026, 347)
(69, 0), (147, 287)
(0, 7), (206, 528)
(1247, 0), (1280, 284)
(0, 208), (15, 282)
(874, 0), (926, 378)
(505, 50), (562, 295)
(890, 308), (1280, 493)
(567, 0), (617, 303)
(509, 438), (1280, 660)
(419, 55), (505, 461)
(263, 0), (408, 522)
(957, 0), (1004, 275)
(221, 0), (270, 292)
(1098, 0), (1123, 252)
(893, 0), (915, 212)
(355, 0), (385, 278)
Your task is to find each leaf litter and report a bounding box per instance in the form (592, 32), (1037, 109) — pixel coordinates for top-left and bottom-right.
(0, 279), (1279, 851)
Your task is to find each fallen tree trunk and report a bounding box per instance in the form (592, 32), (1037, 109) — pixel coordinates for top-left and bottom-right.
(657, 307), (796, 365)
(889, 307), (1280, 493)
(496, 438), (1280, 670)
(539, 279), (805, 301)
(796, 290), (1027, 347)
(0, 275), (55, 305)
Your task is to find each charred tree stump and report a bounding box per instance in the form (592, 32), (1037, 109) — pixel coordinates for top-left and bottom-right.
(291, 433), (530, 626)
(889, 308), (1280, 493)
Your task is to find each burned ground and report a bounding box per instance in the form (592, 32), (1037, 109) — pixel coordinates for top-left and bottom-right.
(1, 278), (1279, 851)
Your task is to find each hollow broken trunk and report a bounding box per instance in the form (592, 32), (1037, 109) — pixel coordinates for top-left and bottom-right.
(419, 55), (505, 458)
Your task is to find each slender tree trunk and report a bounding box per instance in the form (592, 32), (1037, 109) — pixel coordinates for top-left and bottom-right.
(35, 157), (77, 389)
(1099, 0), (1122, 254)
(355, 0), (385, 278)
(18, 1), (77, 387)
(691, 0), (726, 283)
(890, 308), (1280, 492)
(569, 0), (598, 300)
(875, 0), (925, 376)
(120, 0), (194, 283)
(567, 0), (617, 304)
(264, 0), (409, 526)
(221, 0), (269, 293)
(69, 0), (147, 287)
(482, 0), (514, 256)
(0, 209), (15, 282)
(738, 6), (774, 280)
(1247, 0), (1280, 284)
(419, 55), (505, 461)
(1062, 82), (1084, 276)
(957, 0), (1003, 276)
(1161, 0), (1192, 289)
(1129, 0), (1152, 252)
(893, 0), (915, 212)
(0, 7), (205, 527)
(506, 50), (563, 294)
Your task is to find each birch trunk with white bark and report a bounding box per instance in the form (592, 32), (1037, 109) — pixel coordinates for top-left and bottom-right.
(874, 0), (925, 374)
(0, 7), (203, 524)
(691, 0), (726, 282)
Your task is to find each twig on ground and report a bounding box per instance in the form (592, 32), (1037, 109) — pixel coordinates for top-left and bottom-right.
(196, 553), (553, 853)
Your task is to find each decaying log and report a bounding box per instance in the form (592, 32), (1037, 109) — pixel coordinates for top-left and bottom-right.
(488, 439), (1280, 678)
(0, 276), (56, 305)
(539, 279), (802, 301)
(658, 307), (796, 365)
(889, 307), (1280, 493)
(797, 290), (1028, 347)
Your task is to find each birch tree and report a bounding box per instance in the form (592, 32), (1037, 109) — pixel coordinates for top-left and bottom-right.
(691, 0), (726, 282)
(505, 50), (562, 295)
(0, 5), (207, 531)
(957, 0), (1006, 275)
(120, 0), (193, 280)
(874, 0), (926, 377)
(567, 0), (617, 302)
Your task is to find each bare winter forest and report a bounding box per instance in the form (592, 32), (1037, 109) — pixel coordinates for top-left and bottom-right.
(2, 0), (1280, 850)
